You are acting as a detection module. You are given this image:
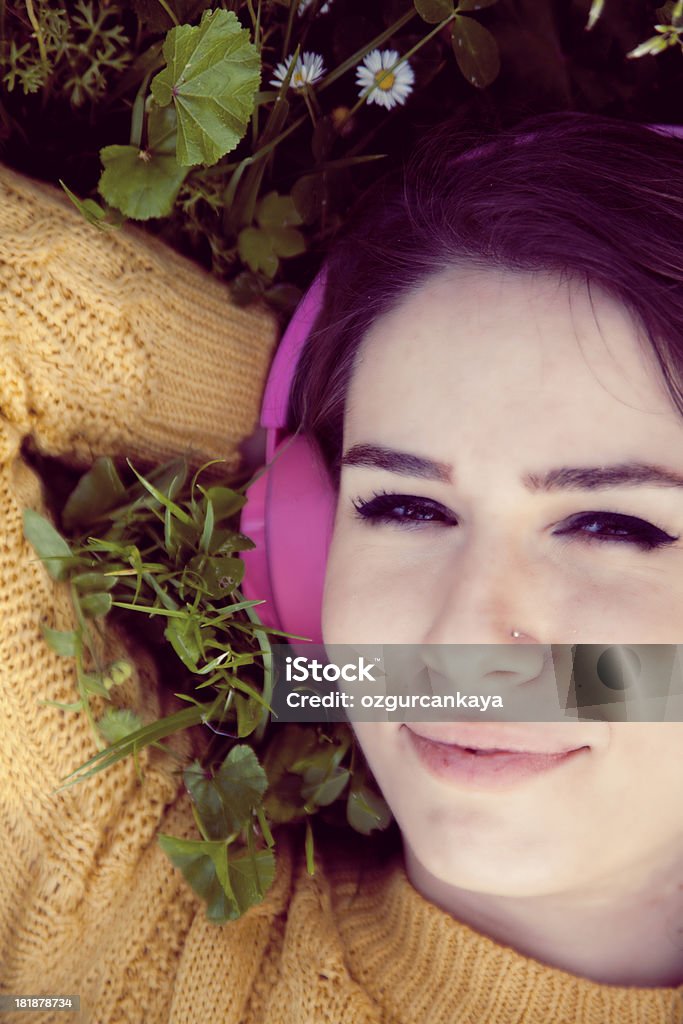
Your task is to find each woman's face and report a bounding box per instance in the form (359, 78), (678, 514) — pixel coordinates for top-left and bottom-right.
(321, 265), (683, 901)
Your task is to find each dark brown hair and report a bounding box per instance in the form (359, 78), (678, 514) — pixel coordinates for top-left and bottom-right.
(286, 111), (683, 489)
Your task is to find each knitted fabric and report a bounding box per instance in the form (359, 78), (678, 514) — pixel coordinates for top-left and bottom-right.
(1, 164), (682, 1024)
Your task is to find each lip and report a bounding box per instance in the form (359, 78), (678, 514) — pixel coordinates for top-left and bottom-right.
(405, 728), (590, 790)
(406, 724), (589, 756)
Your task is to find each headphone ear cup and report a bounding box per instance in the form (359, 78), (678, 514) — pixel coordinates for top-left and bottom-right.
(241, 435), (335, 645)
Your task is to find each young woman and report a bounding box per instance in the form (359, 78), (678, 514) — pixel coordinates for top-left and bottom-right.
(285, 111), (683, 995)
(1, 113), (682, 1023)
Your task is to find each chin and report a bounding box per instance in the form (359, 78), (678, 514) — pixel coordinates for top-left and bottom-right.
(404, 822), (567, 899)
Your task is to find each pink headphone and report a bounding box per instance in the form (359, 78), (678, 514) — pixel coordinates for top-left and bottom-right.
(240, 270), (332, 645)
(239, 122), (683, 646)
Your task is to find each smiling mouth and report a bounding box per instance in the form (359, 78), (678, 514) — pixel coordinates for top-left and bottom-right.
(405, 730), (591, 788)
(446, 744), (587, 757)
(405, 727), (591, 757)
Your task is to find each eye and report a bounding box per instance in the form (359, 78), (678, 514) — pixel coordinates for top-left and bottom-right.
(554, 512), (679, 552)
(351, 490), (456, 529)
(350, 493), (679, 552)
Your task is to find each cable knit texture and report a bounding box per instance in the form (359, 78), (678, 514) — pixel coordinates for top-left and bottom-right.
(1, 163), (682, 1024)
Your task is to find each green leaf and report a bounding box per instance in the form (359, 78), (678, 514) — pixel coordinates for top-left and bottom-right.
(230, 271), (264, 306)
(72, 572), (117, 595)
(41, 625), (80, 658)
(97, 98), (188, 223)
(97, 708), (144, 743)
(268, 227), (306, 260)
(80, 673), (110, 698)
(59, 703), (214, 789)
(584, 0), (604, 30)
(166, 514), (199, 559)
(62, 458), (127, 532)
(147, 98), (179, 155)
(59, 181), (124, 231)
(98, 143), (188, 221)
(627, 34), (672, 58)
(414, 0), (454, 22)
(451, 15), (500, 88)
(150, 8), (261, 167)
(79, 592), (114, 618)
(263, 284), (304, 316)
(63, 457), (125, 530)
(262, 725), (318, 823)
(290, 743), (347, 783)
(159, 834), (275, 921)
(187, 554), (245, 599)
(157, 835), (232, 921)
(23, 509), (75, 581)
(264, 775), (305, 824)
(209, 528), (255, 555)
(237, 227), (279, 278)
(347, 784), (393, 835)
(184, 745), (268, 840)
(305, 818), (315, 875)
(199, 498), (215, 554)
(201, 486), (246, 521)
(40, 698), (85, 712)
(291, 174), (327, 226)
(256, 191), (303, 229)
(126, 461), (194, 524)
(62, 458), (124, 532)
(302, 768), (351, 808)
(165, 615), (201, 671)
(230, 848), (276, 915)
(115, 458), (189, 519)
(234, 693), (263, 738)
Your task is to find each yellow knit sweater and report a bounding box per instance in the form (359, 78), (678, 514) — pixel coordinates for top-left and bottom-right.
(1, 163), (682, 1024)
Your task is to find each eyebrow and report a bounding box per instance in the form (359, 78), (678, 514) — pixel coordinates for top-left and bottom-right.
(340, 443), (683, 491)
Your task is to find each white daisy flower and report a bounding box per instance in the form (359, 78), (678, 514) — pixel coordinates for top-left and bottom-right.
(297, 0), (333, 15)
(355, 49), (415, 110)
(270, 51), (326, 91)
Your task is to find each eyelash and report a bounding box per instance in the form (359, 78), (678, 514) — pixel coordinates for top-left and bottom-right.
(350, 490), (680, 552)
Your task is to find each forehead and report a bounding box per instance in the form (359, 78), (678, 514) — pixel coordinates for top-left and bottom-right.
(343, 266), (680, 463)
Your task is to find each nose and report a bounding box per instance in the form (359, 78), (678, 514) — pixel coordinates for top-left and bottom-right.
(419, 641), (552, 715)
(418, 526), (583, 711)
(421, 525), (558, 648)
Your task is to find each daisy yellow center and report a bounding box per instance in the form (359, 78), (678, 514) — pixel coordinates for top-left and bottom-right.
(374, 68), (396, 91)
(294, 71), (305, 85)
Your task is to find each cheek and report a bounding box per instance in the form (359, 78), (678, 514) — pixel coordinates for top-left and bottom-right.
(607, 723), (683, 778)
(323, 522), (683, 644)
(321, 525), (390, 642)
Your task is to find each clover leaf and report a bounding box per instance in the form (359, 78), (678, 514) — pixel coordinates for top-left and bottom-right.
(451, 13), (501, 88)
(237, 191), (306, 278)
(157, 835), (275, 922)
(184, 745), (268, 840)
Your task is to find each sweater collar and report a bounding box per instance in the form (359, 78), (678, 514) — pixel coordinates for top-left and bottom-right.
(322, 841), (683, 1024)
